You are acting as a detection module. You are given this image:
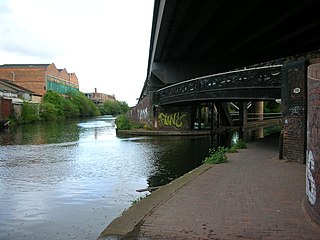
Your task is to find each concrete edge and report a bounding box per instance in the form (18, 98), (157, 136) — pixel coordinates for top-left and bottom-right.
(98, 163), (214, 239)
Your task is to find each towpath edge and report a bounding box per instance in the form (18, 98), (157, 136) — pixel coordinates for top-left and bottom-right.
(98, 164), (214, 239)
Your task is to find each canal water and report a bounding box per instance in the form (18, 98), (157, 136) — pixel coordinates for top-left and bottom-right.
(0, 116), (212, 240)
(0, 116), (279, 240)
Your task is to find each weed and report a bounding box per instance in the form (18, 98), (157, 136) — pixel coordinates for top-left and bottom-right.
(203, 146), (228, 164)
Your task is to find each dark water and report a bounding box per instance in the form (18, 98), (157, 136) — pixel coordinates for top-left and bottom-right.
(0, 116), (213, 240)
(0, 116), (280, 239)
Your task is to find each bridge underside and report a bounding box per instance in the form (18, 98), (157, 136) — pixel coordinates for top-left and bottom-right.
(141, 0), (320, 99)
(130, 0), (320, 224)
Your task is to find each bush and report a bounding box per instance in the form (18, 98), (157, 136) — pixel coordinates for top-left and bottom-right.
(41, 90), (100, 120)
(21, 102), (40, 123)
(40, 102), (58, 121)
(115, 114), (145, 130)
(115, 114), (131, 130)
(203, 147), (228, 164)
(68, 91), (100, 117)
(100, 100), (130, 115)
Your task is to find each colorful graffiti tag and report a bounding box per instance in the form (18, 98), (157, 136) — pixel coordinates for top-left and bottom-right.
(158, 112), (187, 128)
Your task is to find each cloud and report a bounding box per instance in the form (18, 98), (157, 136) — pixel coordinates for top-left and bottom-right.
(0, 0), (154, 106)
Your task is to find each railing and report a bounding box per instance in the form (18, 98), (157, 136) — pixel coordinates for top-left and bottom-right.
(230, 112), (282, 121)
(157, 65), (282, 104)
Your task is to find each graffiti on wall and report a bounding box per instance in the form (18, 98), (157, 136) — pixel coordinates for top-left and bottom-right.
(289, 106), (304, 116)
(158, 112), (187, 128)
(138, 107), (149, 121)
(306, 150), (317, 205)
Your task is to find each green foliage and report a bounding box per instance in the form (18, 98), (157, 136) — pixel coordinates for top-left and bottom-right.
(68, 91), (100, 117)
(118, 101), (130, 114)
(203, 140), (247, 164)
(264, 101), (280, 113)
(227, 139), (247, 153)
(234, 139), (247, 149)
(40, 102), (58, 121)
(21, 102), (40, 123)
(43, 90), (66, 117)
(40, 90), (100, 120)
(203, 147), (228, 164)
(63, 100), (80, 118)
(99, 100), (130, 115)
(115, 114), (131, 130)
(115, 114), (144, 130)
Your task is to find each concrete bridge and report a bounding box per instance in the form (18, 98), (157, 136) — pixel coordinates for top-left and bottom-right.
(129, 0), (320, 223)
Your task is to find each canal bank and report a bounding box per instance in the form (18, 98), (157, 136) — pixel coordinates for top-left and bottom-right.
(116, 118), (281, 137)
(99, 133), (320, 239)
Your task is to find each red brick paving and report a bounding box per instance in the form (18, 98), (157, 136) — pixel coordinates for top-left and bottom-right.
(132, 134), (320, 239)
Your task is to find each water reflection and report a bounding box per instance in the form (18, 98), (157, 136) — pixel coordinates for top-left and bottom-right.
(0, 120), (80, 145)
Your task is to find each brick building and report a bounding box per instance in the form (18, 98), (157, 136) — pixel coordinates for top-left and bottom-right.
(85, 88), (116, 104)
(0, 63), (79, 96)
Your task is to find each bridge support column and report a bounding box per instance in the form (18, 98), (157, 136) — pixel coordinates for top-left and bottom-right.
(281, 60), (308, 163)
(239, 101), (248, 128)
(250, 101), (264, 121)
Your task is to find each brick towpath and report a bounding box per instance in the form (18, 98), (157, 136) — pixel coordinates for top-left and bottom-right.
(130, 134), (320, 239)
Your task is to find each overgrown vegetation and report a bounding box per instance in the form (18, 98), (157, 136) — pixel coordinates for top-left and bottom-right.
(40, 90), (100, 120)
(99, 100), (130, 115)
(20, 102), (40, 123)
(203, 139), (247, 164)
(228, 139), (247, 153)
(13, 90), (131, 125)
(203, 146), (229, 164)
(115, 114), (143, 130)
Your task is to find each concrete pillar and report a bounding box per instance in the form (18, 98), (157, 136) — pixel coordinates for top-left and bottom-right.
(306, 61), (320, 224)
(239, 101), (248, 127)
(252, 101), (264, 121)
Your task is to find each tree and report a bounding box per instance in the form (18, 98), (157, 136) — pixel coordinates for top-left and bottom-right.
(99, 100), (130, 115)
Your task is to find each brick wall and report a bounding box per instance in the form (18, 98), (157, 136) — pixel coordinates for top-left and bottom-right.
(0, 98), (12, 119)
(306, 62), (320, 223)
(59, 68), (69, 81)
(281, 60), (307, 163)
(47, 63), (60, 78)
(0, 67), (47, 96)
(70, 73), (79, 85)
(129, 93), (154, 127)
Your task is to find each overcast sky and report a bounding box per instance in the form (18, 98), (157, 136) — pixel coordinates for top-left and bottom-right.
(0, 0), (154, 106)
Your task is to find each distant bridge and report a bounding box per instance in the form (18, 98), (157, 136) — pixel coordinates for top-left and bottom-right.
(156, 65), (282, 105)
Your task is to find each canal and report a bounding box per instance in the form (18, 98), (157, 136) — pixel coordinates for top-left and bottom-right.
(0, 116), (279, 239)
(0, 116), (213, 240)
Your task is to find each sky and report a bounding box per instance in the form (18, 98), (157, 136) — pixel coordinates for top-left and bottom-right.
(0, 0), (154, 106)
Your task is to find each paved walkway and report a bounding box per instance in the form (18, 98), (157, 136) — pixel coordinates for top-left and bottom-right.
(100, 134), (320, 240)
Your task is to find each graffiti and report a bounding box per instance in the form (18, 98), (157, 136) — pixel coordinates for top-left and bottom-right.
(158, 112), (187, 128)
(138, 107), (149, 121)
(289, 106), (304, 115)
(306, 150), (317, 205)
